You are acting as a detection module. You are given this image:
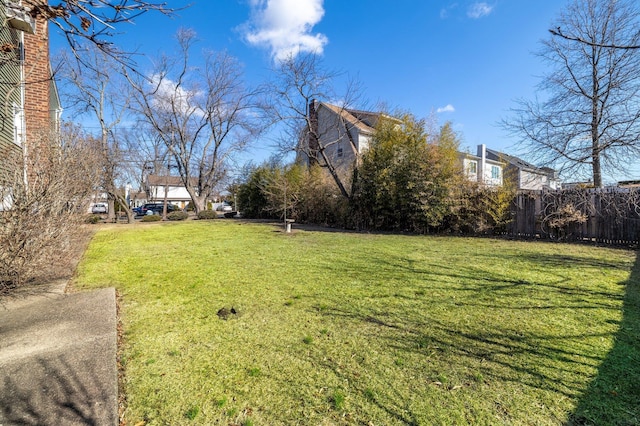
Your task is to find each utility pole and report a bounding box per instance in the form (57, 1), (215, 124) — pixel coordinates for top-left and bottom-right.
(162, 158), (170, 220)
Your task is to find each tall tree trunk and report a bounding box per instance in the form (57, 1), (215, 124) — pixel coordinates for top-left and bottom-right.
(592, 147), (602, 187)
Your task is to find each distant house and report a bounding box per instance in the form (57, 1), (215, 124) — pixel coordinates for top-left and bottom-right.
(460, 145), (505, 187)
(129, 191), (148, 209)
(300, 101), (559, 191)
(298, 100), (390, 177)
(460, 145), (561, 190)
(485, 148), (561, 190)
(301, 101), (508, 188)
(146, 175), (197, 209)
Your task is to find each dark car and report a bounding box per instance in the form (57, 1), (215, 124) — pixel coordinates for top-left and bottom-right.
(140, 203), (180, 216)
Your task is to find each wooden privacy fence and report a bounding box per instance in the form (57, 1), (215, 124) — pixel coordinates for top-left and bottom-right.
(507, 187), (640, 245)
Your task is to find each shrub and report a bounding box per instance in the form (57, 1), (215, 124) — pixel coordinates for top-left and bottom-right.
(1, 131), (101, 291)
(85, 214), (101, 224)
(197, 210), (217, 220)
(167, 211), (189, 221)
(141, 214), (162, 222)
(545, 203), (588, 240)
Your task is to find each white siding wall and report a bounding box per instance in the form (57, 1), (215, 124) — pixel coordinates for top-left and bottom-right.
(463, 158), (478, 181)
(317, 106), (357, 172)
(358, 134), (371, 154)
(150, 185), (192, 201)
(482, 162), (503, 187)
(519, 170), (561, 190)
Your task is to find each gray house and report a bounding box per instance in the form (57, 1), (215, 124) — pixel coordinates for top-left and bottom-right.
(298, 100), (395, 180)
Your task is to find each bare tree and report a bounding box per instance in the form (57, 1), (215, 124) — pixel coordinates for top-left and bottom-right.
(262, 52), (363, 199)
(504, 0), (640, 187)
(0, 124), (101, 291)
(118, 125), (168, 191)
(549, 27), (640, 50)
(57, 44), (135, 222)
(21, 0), (176, 67)
(127, 29), (259, 213)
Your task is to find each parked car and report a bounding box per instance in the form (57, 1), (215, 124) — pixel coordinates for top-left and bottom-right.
(132, 206), (143, 215)
(140, 203), (180, 216)
(91, 203), (107, 214)
(216, 203), (233, 212)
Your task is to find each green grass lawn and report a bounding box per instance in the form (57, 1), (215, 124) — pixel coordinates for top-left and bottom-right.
(73, 221), (640, 425)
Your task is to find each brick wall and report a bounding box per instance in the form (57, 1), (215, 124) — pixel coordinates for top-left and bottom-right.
(23, 0), (51, 151)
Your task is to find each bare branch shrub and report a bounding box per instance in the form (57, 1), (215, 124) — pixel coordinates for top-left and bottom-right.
(0, 126), (100, 292)
(539, 189), (591, 240)
(546, 203), (588, 239)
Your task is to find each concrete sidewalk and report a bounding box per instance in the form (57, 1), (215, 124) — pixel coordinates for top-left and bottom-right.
(0, 286), (118, 425)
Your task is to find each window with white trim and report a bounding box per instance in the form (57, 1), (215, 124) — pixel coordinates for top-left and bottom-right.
(13, 104), (24, 146)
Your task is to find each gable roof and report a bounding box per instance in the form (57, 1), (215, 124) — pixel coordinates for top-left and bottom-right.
(459, 151), (504, 166)
(485, 148), (556, 176)
(319, 102), (377, 135)
(147, 175), (198, 187)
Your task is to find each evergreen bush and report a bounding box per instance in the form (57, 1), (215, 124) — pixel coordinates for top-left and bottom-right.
(167, 211), (189, 221)
(197, 210), (217, 220)
(141, 214), (162, 222)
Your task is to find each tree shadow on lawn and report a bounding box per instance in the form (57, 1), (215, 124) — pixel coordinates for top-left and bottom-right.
(308, 249), (637, 423)
(566, 251), (640, 425)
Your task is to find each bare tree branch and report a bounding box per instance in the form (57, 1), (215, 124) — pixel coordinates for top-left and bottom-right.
(126, 29), (259, 213)
(0, 124), (101, 290)
(261, 52), (364, 200)
(504, 0), (640, 187)
(57, 43), (135, 222)
(550, 27), (640, 50)
(16, 0), (182, 71)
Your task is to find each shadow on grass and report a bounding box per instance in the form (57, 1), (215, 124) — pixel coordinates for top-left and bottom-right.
(306, 247), (638, 423)
(566, 251), (640, 426)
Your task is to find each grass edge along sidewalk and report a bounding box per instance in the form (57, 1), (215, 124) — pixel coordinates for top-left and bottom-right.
(73, 220), (640, 425)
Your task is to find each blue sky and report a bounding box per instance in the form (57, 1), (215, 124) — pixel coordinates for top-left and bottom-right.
(52, 1), (575, 169)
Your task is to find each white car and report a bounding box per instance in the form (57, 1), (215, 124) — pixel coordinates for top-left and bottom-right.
(92, 203), (107, 214)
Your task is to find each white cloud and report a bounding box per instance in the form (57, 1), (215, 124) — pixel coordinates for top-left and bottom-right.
(148, 73), (203, 117)
(467, 2), (494, 19)
(437, 104), (455, 114)
(439, 3), (458, 19)
(242, 0), (328, 61)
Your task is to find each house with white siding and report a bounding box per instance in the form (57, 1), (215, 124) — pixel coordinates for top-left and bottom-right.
(460, 145), (505, 187)
(461, 145), (561, 190)
(146, 175), (198, 209)
(484, 148), (561, 190)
